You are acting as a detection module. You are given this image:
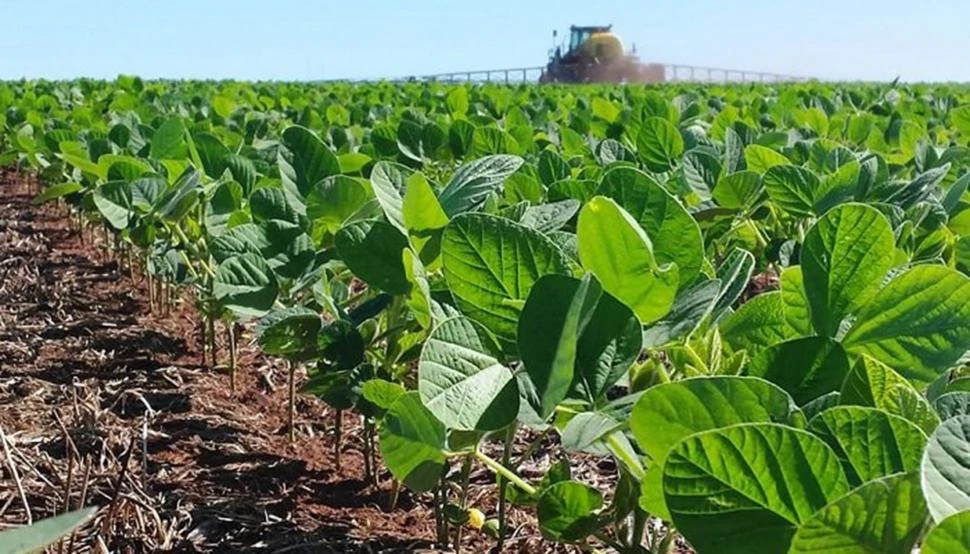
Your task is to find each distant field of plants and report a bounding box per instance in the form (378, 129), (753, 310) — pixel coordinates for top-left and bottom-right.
(5, 77), (970, 553)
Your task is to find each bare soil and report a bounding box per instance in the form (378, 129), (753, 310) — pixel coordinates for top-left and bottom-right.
(0, 170), (580, 553)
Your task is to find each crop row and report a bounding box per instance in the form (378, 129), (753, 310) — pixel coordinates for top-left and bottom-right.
(4, 78), (970, 552)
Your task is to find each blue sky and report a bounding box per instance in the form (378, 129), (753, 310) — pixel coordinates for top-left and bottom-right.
(1, 0), (967, 82)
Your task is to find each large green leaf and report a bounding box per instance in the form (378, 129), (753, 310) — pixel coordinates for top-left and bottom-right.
(437, 154), (524, 216)
(842, 266), (970, 385)
(748, 337), (850, 405)
(745, 144), (791, 174)
(763, 164), (819, 217)
(278, 125), (340, 197)
(402, 173), (450, 266)
(713, 170), (763, 210)
(150, 118), (188, 160)
(93, 180), (133, 230)
(537, 481), (605, 543)
(801, 203), (894, 336)
(441, 213), (570, 348)
(922, 510), (970, 554)
(596, 166), (703, 287)
(631, 377), (801, 520)
(255, 306), (321, 360)
(721, 291), (804, 356)
(417, 317), (518, 431)
(369, 161), (412, 234)
(922, 415), (970, 522)
(335, 220), (410, 295)
(518, 275), (598, 418)
(0, 508), (96, 554)
(808, 406), (927, 486)
(664, 423), (850, 554)
(636, 117), (684, 172)
(787, 472), (927, 554)
(577, 196), (678, 324)
(379, 391), (447, 493)
(306, 175), (372, 236)
(840, 356), (940, 434)
(212, 253), (279, 317)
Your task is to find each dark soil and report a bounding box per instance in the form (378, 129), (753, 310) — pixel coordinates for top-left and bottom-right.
(0, 170), (580, 553)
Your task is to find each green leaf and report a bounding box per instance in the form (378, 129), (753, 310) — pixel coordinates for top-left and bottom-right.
(255, 306), (321, 360)
(596, 166), (704, 287)
(788, 472), (927, 554)
(93, 181), (133, 230)
(763, 164), (820, 217)
(840, 356), (940, 434)
(922, 415), (970, 522)
(518, 200), (579, 234)
(537, 149), (571, 186)
(637, 117), (684, 172)
(250, 187), (301, 225)
(417, 316), (518, 431)
(446, 87), (469, 117)
(923, 510), (970, 554)
(278, 125), (340, 197)
(438, 154), (524, 216)
(518, 275), (602, 417)
(808, 406), (927, 485)
(306, 175), (372, 236)
(402, 173), (450, 266)
(577, 196), (678, 324)
(192, 132), (231, 179)
(713, 170), (763, 210)
(442, 213), (570, 348)
(801, 203), (895, 336)
(935, 392), (970, 421)
(336, 220), (410, 295)
(0, 507), (96, 554)
(711, 247), (756, 322)
(749, 337), (850, 405)
(369, 161), (412, 234)
(403, 249), (433, 329)
(631, 376), (801, 520)
(379, 391), (446, 493)
(665, 423), (850, 554)
(150, 118), (187, 160)
(33, 182), (83, 205)
(212, 253), (279, 318)
(537, 481), (605, 542)
(745, 144), (790, 174)
(361, 379), (407, 412)
(721, 292), (804, 356)
(843, 266), (970, 385)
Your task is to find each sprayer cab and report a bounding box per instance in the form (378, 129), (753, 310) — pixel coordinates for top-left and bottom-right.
(541, 24), (665, 84)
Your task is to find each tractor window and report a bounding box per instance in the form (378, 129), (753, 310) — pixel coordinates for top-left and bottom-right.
(569, 29), (591, 52)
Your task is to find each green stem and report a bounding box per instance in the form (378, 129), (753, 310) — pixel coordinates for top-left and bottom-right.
(606, 433), (645, 481)
(498, 424), (516, 551)
(475, 446), (534, 496)
(453, 454), (473, 553)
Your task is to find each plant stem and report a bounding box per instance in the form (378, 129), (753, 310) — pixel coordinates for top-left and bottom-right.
(475, 445), (534, 496)
(498, 424), (516, 551)
(362, 417), (373, 485)
(334, 409), (343, 471)
(227, 321), (237, 393)
(453, 454), (473, 553)
(288, 360), (296, 442)
(388, 479), (400, 511)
